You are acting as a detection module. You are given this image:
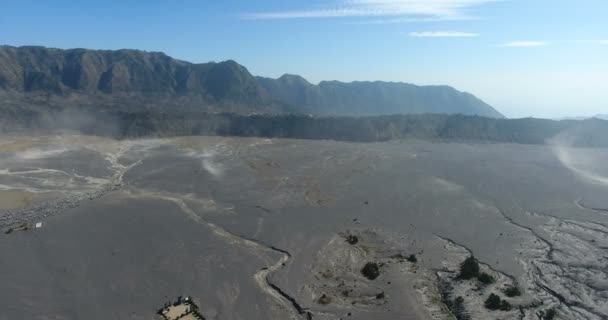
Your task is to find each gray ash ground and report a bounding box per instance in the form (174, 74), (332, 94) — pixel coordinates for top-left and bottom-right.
(1, 134), (608, 320)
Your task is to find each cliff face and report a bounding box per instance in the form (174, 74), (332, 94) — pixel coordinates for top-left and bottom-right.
(0, 46), (281, 113)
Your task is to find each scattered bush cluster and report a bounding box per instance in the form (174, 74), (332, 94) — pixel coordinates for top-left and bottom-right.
(484, 293), (511, 311)
(458, 256), (497, 285)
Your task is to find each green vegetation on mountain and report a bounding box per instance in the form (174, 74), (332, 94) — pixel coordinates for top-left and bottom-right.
(0, 45), (282, 114)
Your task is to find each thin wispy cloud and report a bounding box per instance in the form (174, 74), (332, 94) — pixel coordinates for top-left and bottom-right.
(242, 0), (495, 21)
(575, 39), (608, 45)
(501, 41), (549, 47)
(344, 15), (479, 25)
(409, 31), (478, 37)
(376, 15), (479, 23)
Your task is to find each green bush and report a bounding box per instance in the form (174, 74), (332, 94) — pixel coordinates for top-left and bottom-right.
(478, 272), (495, 284)
(504, 286), (521, 297)
(484, 293), (501, 310)
(484, 293), (511, 311)
(361, 262), (380, 280)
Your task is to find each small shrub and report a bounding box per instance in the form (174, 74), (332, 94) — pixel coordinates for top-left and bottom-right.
(499, 300), (512, 311)
(390, 253), (406, 262)
(361, 262), (380, 280)
(345, 234), (359, 245)
(317, 294), (332, 305)
(452, 296), (468, 320)
(459, 256), (480, 280)
(537, 308), (557, 320)
(407, 254), (417, 263)
(478, 272), (495, 284)
(504, 286), (521, 297)
(484, 293), (502, 310)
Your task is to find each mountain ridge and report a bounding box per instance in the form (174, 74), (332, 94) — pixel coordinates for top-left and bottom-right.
(256, 74), (503, 118)
(0, 45), (503, 118)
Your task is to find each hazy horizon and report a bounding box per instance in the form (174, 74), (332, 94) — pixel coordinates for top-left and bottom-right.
(2, 0), (607, 118)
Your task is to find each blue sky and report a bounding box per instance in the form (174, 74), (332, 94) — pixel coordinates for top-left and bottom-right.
(1, 0), (607, 118)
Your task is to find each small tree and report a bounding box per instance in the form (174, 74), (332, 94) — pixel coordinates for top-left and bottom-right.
(459, 256), (480, 279)
(485, 293), (502, 310)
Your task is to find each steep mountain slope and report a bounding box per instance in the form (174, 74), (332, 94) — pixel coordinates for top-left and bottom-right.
(0, 45), (502, 117)
(0, 45), (282, 113)
(257, 74), (504, 118)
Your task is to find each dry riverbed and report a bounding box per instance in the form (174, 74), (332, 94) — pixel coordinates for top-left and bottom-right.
(1, 134), (607, 320)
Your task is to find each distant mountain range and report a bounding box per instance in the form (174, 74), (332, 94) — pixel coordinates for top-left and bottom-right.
(0, 45), (503, 118)
(3, 46), (606, 147)
(256, 74), (502, 118)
